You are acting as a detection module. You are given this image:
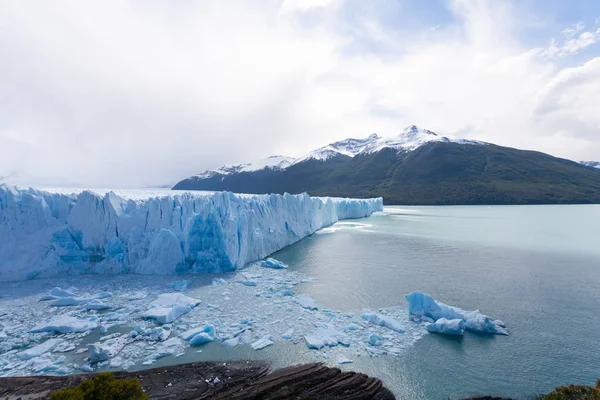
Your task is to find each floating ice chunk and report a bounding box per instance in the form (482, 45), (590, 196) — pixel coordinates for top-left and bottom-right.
(212, 278), (226, 286)
(50, 297), (86, 307)
(337, 355), (353, 365)
(143, 306), (191, 324)
(170, 280), (191, 292)
(304, 325), (349, 350)
(251, 337), (273, 350)
(144, 293), (201, 324)
(222, 329), (252, 348)
(361, 309), (405, 333)
(30, 316), (98, 334)
(368, 333), (383, 347)
(49, 287), (75, 298)
(365, 347), (386, 356)
(148, 338), (184, 360)
(127, 292), (147, 300)
(260, 258), (288, 269)
(88, 345), (111, 362)
(282, 328), (294, 340)
(240, 280), (257, 287)
(280, 288), (294, 296)
(84, 299), (111, 310)
(426, 318), (466, 336)
(406, 291), (508, 335)
(344, 323), (362, 332)
(182, 324), (217, 346)
(149, 293), (201, 308)
(88, 336), (129, 362)
(295, 294), (318, 310)
(17, 338), (65, 360)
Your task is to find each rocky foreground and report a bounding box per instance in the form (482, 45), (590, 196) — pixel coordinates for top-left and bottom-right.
(0, 361), (394, 400)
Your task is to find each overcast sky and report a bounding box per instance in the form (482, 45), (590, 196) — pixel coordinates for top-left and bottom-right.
(1, 0), (600, 187)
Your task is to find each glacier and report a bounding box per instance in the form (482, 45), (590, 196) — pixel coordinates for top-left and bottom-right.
(0, 186), (382, 282)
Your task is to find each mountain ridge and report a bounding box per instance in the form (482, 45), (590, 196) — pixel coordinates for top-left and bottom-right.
(174, 126), (600, 205)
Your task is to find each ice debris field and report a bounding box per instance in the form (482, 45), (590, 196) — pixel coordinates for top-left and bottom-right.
(0, 187), (507, 377)
(0, 259), (507, 377)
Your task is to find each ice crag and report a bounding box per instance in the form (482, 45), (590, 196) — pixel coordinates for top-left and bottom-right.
(406, 291), (508, 335)
(0, 186), (382, 282)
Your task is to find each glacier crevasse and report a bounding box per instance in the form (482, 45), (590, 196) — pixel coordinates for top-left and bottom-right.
(0, 186), (382, 282)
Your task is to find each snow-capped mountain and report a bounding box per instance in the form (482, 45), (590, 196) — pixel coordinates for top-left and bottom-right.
(194, 125), (483, 178)
(195, 155), (296, 179)
(174, 125), (600, 205)
(293, 125), (483, 165)
(580, 161), (600, 169)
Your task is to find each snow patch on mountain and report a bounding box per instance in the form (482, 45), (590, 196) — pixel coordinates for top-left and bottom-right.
(580, 161), (600, 169)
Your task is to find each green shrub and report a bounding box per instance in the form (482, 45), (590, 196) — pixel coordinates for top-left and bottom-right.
(50, 372), (149, 400)
(543, 379), (600, 400)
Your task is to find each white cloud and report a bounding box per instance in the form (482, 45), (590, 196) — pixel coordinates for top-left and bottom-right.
(0, 0), (599, 187)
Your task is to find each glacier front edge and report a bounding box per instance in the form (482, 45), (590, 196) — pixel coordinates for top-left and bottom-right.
(0, 186), (382, 282)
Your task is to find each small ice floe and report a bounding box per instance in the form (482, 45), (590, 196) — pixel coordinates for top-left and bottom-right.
(295, 294), (318, 310)
(211, 278), (226, 286)
(406, 291), (508, 335)
(260, 258), (288, 270)
(29, 316), (98, 334)
(250, 337), (273, 350)
(180, 324), (217, 346)
(281, 328), (294, 340)
(170, 280), (191, 292)
(361, 309), (405, 333)
(17, 338), (65, 360)
(368, 333), (383, 347)
(337, 355), (353, 365)
(84, 299), (111, 310)
(143, 293), (201, 324)
(304, 325), (349, 350)
(50, 297), (86, 307)
(42, 287), (75, 300)
(221, 329), (252, 348)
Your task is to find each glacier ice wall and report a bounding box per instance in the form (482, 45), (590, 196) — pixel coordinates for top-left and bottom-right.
(0, 186), (382, 282)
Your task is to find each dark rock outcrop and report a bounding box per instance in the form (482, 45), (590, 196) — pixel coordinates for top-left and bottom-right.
(0, 361), (394, 400)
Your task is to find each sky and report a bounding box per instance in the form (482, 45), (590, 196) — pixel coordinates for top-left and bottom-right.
(1, 0), (600, 187)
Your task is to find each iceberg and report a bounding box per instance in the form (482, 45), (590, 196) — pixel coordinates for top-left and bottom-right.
(406, 291), (508, 335)
(0, 186), (382, 282)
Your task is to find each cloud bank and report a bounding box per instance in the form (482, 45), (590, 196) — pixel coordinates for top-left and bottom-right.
(1, 0), (599, 187)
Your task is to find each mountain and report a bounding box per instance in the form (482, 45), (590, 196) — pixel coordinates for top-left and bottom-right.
(173, 126), (600, 205)
(580, 161), (600, 169)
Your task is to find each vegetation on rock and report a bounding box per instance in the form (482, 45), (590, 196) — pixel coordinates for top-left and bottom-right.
(49, 373), (148, 400)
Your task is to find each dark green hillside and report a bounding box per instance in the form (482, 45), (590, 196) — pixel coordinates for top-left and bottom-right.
(173, 142), (600, 205)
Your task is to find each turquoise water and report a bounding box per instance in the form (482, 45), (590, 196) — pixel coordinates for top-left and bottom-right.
(270, 205), (600, 399)
(150, 205), (600, 399)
